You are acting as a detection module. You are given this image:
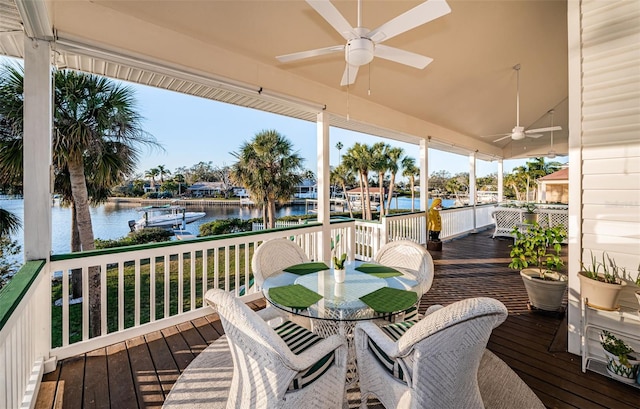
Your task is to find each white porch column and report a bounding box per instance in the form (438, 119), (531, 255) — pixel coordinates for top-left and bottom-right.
(469, 152), (477, 231)
(497, 159), (504, 203)
(316, 111), (331, 263)
(420, 139), (428, 245)
(419, 139), (428, 211)
(23, 37), (52, 261)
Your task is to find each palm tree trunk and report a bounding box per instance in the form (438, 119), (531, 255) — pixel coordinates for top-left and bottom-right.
(68, 158), (101, 336)
(341, 182), (353, 218)
(386, 173), (396, 213)
(70, 203), (83, 298)
(267, 199), (276, 228)
(410, 177), (416, 212)
(363, 174), (372, 220)
(378, 171), (385, 218)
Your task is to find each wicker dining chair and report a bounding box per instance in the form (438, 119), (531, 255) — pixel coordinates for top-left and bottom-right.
(355, 297), (513, 409)
(374, 240), (434, 321)
(205, 289), (348, 409)
(252, 237), (310, 289)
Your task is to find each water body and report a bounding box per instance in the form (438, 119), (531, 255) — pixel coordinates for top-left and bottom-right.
(1, 196), (453, 258)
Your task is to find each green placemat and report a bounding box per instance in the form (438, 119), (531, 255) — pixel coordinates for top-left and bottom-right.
(269, 284), (323, 309)
(355, 263), (403, 278)
(359, 287), (418, 313)
(283, 262), (330, 275)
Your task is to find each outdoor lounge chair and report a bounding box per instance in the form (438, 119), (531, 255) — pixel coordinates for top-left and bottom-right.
(354, 297), (541, 409)
(374, 240), (434, 321)
(205, 289), (348, 409)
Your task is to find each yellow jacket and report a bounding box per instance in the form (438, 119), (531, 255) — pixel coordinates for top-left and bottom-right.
(428, 198), (442, 232)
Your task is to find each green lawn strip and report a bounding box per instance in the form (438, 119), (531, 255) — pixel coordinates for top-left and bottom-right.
(51, 245), (255, 348)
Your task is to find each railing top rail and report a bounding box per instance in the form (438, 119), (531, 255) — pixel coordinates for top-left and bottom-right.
(50, 222), (324, 262)
(0, 260), (46, 331)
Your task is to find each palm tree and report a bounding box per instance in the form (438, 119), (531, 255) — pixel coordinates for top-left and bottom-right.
(330, 164), (355, 218)
(230, 130), (303, 228)
(385, 147), (405, 213)
(402, 157), (419, 212)
(0, 208), (20, 237)
(145, 167), (160, 190)
(342, 143), (374, 220)
(371, 142), (390, 217)
(0, 65), (158, 336)
(157, 164), (171, 184)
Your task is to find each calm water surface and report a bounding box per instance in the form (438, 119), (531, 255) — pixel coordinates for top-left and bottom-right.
(1, 196), (450, 260)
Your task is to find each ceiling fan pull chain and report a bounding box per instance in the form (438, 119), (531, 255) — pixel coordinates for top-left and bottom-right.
(368, 63), (371, 96)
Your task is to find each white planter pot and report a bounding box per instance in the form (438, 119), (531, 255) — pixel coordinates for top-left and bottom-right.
(603, 349), (640, 384)
(333, 269), (345, 283)
(520, 268), (568, 311)
(577, 271), (626, 311)
(635, 291), (640, 310)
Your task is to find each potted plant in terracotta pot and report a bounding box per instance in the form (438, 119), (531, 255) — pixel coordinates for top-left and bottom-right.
(577, 252), (628, 311)
(600, 330), (640, 384)
(509, 223), (567, 311)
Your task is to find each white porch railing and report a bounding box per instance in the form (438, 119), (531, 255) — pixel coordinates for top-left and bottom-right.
(0, 206), (493, 407)
(0, 261), (50, 409)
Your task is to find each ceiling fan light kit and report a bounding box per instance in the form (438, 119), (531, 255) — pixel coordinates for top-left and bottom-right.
(276, 0), (452, 86)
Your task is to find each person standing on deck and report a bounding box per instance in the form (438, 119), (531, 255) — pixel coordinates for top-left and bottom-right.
(428, 198), (442, 242)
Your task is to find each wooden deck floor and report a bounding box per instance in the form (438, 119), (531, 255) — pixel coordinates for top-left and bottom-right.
(35, 230), (640, 409)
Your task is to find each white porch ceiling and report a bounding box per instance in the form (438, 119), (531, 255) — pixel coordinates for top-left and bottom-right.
(0, 0), (570, 161)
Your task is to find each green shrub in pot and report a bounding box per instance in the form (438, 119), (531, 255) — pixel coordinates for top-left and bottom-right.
(509, 223), (566, 279)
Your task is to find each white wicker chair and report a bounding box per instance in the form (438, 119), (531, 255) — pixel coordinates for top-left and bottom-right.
(252, 237), (310, 289)
(355, 297), (509, 409)
(205, 289), (348, 409)
(374, 240), (434, 296)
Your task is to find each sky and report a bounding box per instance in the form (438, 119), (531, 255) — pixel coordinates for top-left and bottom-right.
(1, 55), (564, 180)
(131, 82), (544, 180)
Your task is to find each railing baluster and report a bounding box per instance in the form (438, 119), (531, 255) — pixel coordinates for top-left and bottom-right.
(62, 268), (69, 346)
(201, 250), (207, 307)
(118, 263), (124, 331)
(82, 266), (89, 341)
(164, 255), (170, 319)
(178, 252), (184, 315)
(214, 247), (220, 290)
(190, 250), (196, 311)
(224, 246), (230, 292)
(135, 259), (141, 327)
(150, 258), (156, 323)
(101, 263), (107, 335)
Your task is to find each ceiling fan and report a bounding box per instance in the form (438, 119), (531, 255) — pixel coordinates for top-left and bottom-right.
(276, 0), (451, 86)
(490, 64), (562, 143)
(528, 110), (562, 159)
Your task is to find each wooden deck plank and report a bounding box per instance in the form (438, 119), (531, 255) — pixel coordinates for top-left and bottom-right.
(125, 335), (165, 408)
(105, 342), (138, 409)
(35, 232), (640, 409)
(83, 348), (110, 409)
(56, 355), (84, 409)
(145, 330), (181, 396)
(160, 325), (195, 372)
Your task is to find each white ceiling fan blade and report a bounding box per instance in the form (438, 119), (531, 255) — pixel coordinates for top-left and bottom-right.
(374, 45), (433, 69)
(306, 0), (357, 41)
(276, 45), (344, 63)
(368, 0), (452, 44)
(526, 126), (562, 134)
(493, 134), (512, 143)
(526, 133), (543, 139)
(340, 64), (359, 86)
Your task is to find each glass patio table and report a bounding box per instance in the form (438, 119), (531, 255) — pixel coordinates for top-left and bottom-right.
(262, 261), (420, 386)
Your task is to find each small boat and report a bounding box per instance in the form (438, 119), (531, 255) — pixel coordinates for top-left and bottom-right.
(129, 205), (206, 231)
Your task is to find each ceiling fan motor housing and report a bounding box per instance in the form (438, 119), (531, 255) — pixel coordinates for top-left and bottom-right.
(346, 38), (374, 66)
(511, 126), (526, 140)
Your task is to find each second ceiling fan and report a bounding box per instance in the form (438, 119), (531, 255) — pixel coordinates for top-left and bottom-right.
(491, 64), (562, 143)
(276, 0), (452, 86)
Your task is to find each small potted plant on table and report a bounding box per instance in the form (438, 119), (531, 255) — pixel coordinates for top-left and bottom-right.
(521, 202), (539, 224)
(509, 223), (567, 312)
(600, 330), (640, 384)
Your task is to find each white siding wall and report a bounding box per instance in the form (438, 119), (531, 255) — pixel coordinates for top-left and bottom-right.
(567, 0), (640, 355)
